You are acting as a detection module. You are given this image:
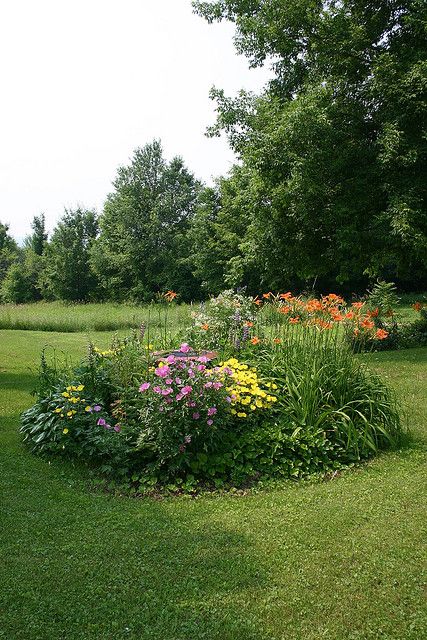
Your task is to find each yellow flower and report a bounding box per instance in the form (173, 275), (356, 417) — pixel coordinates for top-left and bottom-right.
(63, 428), (69, 434)
(66, 386), (72, 391)
(54, 408), (62, 413)
(61, 392), (70, 398)
(237, 412), (247, 418)
(76, 385), (84, 391)
(66, 411), (73, 417)
(85, 406), (92, 412)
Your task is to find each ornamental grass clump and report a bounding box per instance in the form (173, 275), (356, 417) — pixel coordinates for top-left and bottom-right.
(254, 325), (404, 462)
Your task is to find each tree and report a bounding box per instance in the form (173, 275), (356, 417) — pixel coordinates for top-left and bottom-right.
(92, 140), (202, 301)
(28, 214), (48, 255)
(40, 208), (98, 301)
(0, 222), (19, 284)
(193, 0), (427, 291)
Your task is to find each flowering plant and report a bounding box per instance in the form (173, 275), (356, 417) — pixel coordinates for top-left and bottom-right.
(20, 381), (126, 462)
(136, 343), (233, 466)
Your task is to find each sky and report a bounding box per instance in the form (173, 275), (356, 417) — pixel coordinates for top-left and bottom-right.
(0, 0), (271, 241)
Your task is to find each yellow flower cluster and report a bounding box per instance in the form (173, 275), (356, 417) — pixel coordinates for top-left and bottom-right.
(56, 384), (87, 418)
(219, 358), (278, 419)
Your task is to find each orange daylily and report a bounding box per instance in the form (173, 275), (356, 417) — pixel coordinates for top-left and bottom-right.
(262, 292), (273, 299)
(289, 317), (300, 324)
(413, 302), (422, 312)
(201, 323), (209, 331)
(279, 292), (293, 300)
(279, 305), (291, 314)
(360, 318), (375, 330)
(164, 290), (178, 302)
(375, 328), (389, 340)
(273, 338), (281, 344)
(253, 298), (263, 306)
(250, 336), (261, 345)
(352, 302), (364, 310)
(245, 321), (254, 327)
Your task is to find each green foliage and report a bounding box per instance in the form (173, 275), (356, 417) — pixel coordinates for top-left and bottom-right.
(193, 0), (427, 292)
(92, 140), (202, 302)
(0, 221), (19, 284)
(1, 249), (43, 303)
(40, 208), (98, 301)
(367, 280), (400, 316)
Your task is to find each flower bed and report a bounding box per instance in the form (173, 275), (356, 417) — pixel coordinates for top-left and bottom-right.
(20, 290), (406, 491)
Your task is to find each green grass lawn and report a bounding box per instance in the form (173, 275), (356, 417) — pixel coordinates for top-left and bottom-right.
(1, 330), (426, 640)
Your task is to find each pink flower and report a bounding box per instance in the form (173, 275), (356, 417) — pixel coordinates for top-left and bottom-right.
(197, 364), (206, 372)
(175, 377), (182, 385)
(165, 378), (173, 385)
(181, 385), (193, 396)
(155, 365), (170, 378)
(176, 393), (184, 401)
(179, 343), (191, 353)
(139, 382), (150, 392)
(188, 369), (195, 378)
(184, 435), (192, 444)
(166, 355), (176, 364)
(207, 419), (213, 426)
(213, 382), (223, 390)
(204, 381), (213, 389)
(198, 355), (208, 363)
(192, 412), (200, 420)
(113, 424), (121, 432)
(207, 407), (217, 416)
(153, 386), (162, 394)
(187, 401), (196, 408)
(161, 387), (173, 396)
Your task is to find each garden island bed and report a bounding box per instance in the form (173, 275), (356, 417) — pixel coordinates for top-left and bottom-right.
(19, 289), (412, 494)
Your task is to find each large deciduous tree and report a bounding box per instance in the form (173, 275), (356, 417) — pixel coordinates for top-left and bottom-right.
(92, 140), (202, 301)
(193, 0), (427, 291)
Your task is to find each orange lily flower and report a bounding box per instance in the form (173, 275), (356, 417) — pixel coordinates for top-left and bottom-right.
(250, 336), (261, 345)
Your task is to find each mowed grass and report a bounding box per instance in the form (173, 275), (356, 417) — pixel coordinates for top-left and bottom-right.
(0, 301), (191, 332)
(0, 330), (426, 640)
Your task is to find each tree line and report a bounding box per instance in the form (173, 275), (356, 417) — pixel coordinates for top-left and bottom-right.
(1, 0), (425, 303)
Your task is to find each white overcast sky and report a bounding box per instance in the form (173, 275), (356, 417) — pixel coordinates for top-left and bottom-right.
(0, 0), (270, 241)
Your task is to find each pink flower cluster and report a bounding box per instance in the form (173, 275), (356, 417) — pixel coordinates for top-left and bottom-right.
(138, 344), (225, 430)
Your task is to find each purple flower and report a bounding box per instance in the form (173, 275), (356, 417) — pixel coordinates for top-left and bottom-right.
(179, 444), (186, 453)
(207, 419), (213, 426)
(192, 412), (200, 420)
(97, 418), (106, 426)
(188, 369), (195, 378)
(139, 382), (150, 392)
(175, 377), (182, 385)
(155, 365), (170, 378)
(204, 381), (213, 389)
(181, 385), (193, 396)
(104, 423), (112, 430)
(207, 407), (217, 416)
(113, 424), (121, 432)
(179, 343), (191, 353)
(187, 401), (196, 408)
(93, 405), (102, 412)
(161, 387), (173, 396)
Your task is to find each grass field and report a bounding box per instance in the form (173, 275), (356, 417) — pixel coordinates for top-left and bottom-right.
(0, 301), (192, 332)
(1, 329), (426, 639)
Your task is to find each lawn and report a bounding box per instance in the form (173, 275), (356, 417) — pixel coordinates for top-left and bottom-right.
(1, 330), (426, 640)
